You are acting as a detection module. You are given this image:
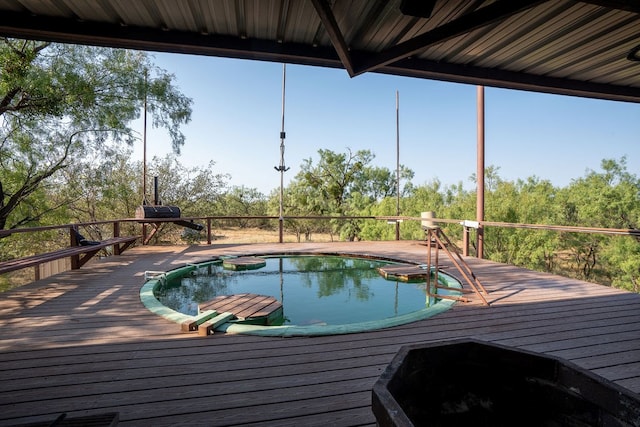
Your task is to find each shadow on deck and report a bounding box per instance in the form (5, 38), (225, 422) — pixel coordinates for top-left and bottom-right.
(0, 242), (638, 426)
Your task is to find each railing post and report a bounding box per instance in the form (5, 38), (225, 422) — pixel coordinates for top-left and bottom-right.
(426, 228), (432, 293)
(113, 221), (123, 255)
(70, 225), (80, 269)
(477, 227), (484, 259)
(460, 220), (479, 257)
(462, 226), (469, 256)
(477, 85), (485, 259)
(207, 218), (212, 245)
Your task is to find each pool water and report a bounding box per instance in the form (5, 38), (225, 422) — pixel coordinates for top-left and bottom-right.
(154, 255), (447, 326)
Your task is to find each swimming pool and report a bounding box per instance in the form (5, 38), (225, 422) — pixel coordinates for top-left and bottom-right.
(142, 253), (462, 336)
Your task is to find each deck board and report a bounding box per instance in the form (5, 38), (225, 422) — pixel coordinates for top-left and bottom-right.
(0, 242), (639, 426)
(200, 293), (282, 320)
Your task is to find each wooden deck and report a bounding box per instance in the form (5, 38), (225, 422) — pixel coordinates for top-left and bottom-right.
(0, 241), (639, 426)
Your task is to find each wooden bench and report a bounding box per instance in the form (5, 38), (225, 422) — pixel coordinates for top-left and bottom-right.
(0, 236), (138, 276)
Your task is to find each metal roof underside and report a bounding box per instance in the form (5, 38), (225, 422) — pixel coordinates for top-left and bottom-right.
(0, 0), (639, 103)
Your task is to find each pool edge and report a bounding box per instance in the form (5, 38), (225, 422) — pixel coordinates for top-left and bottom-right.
(140, 253), (462, 337)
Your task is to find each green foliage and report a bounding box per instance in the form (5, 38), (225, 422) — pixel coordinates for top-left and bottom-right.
(297, 155), (640, 293)
(1, 40), (637, 294)
(0, 39), (192, 230)
(601, 236), (640, 292)
(360, 198), (401, 241)
(283, 148), (411, 240)
(216, 186), (268, 228)
(147, 155), (228, 215)
(552, 157), (640, 282)
(483, 176), (559, 269)
(59, 150), (141, 222)
(140, 155), (230, 243)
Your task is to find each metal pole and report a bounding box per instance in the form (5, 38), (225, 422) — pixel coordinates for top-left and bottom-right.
(476, 86), (485, 259)
(142, 70), (148, 243)
(395, 90), (400, 241)
(275, 63), (290, 243)
(143, 71), (148, 205)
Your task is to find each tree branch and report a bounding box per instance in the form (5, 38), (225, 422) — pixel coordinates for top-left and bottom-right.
(0, 87), (21, 115)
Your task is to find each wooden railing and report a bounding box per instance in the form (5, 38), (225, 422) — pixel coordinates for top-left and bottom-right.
(1, 215), (638, 282)
(0, 220), (138, 281)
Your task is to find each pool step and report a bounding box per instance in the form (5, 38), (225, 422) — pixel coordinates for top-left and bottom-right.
(198, 312), (236, 336)
(181, 309), (219, 332)
(222, 256), (266, 270)
(377, 264), (444, 282)
(199, 293), (284, 326)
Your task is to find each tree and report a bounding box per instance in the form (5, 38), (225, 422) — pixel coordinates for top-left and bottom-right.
(269, 181), (330, 242)
(355, 164), (415, 201)
(148, 155), (229, 215)
(133, 155), (227, 244)
(296, 148), (369, 214)
(216, 185), (267, 228)
(287, 148), (413, 240)
(0, 39), (192, 230)
(556, 157), (640, 283)
(483, 176), (559, 270)
(51, 149), (143, 240)
(601, 236), (640, 292)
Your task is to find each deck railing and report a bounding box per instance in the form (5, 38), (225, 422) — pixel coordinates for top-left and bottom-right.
(0, 215), (640, 257)
(1, 214), (638, 248)
(1, 215), (638, 283)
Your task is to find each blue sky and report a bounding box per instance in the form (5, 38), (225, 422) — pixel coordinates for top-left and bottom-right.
(135, 52), (640, 195)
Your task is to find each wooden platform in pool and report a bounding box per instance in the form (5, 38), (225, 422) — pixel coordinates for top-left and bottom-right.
(199, 293), (283, 325)
(378, 263), (446, 282)
(222, 256), (266, 270)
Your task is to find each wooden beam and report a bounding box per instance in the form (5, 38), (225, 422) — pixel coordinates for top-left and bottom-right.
(578, 0), (640, 14)
(379, 56), (640, 104)
(1, 3), (638, 103)
(352, 0), (548, 76)
(348, 0), (390, 48)
(310, 0), (355, 76)
(276, 0), (291, 43)
(0, 10), (344, 70)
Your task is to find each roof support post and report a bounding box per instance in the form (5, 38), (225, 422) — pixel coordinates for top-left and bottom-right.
(476, 86), (485, 259)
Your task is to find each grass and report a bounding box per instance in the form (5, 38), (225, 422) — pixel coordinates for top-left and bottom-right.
(206, 227), (335, 244)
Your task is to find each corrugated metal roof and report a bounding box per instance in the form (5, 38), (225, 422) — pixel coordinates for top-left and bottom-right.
(0, 0), (638, 102)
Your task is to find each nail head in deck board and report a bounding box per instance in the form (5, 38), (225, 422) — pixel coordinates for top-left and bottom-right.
(222, 256), (266, 270)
